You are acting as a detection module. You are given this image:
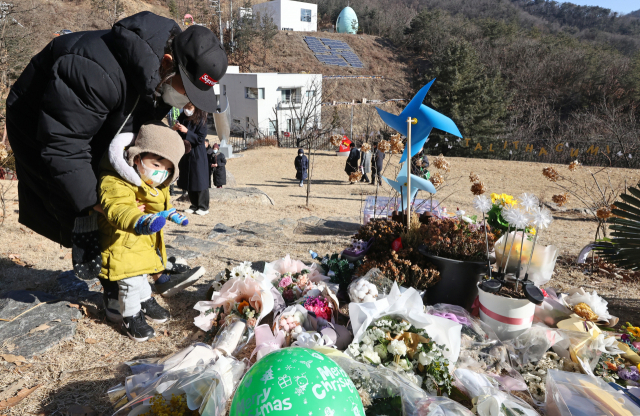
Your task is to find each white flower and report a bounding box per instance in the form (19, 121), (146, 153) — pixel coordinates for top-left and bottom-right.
(362, 349), (381, 365)
(374, 344), (388, 361)
(505, 207), (530, 229)
(361, 343), (375, 354)
(519, 193), (539, 212)
(418, 351), (436, 366)
(347, 343), (361, 357)
(362, 334), (374, 345)
(473, 195), (492, 214)
(388, 339), (407, 357)
(372, 328), (385, 341)
(531, 206), (553, 229)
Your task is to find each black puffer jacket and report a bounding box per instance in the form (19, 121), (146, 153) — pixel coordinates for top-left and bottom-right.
(176, 114), (209, 192)
(6, 12), (180, 246)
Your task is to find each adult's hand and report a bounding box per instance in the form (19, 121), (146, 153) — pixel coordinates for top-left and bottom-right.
(93, 204), (105, 215)
(173, 123), (188, 133)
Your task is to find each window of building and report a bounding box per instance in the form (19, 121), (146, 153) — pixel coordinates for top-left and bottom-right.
(301, 9), (311, 22)
(245, 87), (265, 99)
(233, 119), (241, 125)
(223, 85), (227, 96)
(246, 117), (250, 128)
(269, 120), (277, 135)
(281, 89), (300, 104)
(305, 90), (316, 99)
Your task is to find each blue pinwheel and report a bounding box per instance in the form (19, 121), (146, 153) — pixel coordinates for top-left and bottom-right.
(382, 169), (437, 211)
(376, 79), (463, 163)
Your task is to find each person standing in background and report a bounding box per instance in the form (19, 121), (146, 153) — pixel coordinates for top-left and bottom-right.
(371, 142), (385, 185)
(175, 103), (210, 215)
(209, 143), (227, 188)
(360, 143), (371, 183)
(294, 148), (308, 187)
(345, 143), (360, 184)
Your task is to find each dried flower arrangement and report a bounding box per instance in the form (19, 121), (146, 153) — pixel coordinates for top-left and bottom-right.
(377, 140), (391, 153)
(420, 217), (496, 261)
(390, 134), (404, 154)
(354, 219), (440, 291)
(330, 134), (343, 147)
(541, 161), (628, 242)
(361, 142), (372, 153)
(349, 171), (363, 183)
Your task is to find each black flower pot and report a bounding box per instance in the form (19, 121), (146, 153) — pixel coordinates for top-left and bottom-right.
(420, 249), (488, 311)
(337, 282), (350, 304)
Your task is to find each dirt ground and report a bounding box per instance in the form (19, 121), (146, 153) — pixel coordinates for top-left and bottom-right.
(1, 147), (639, 415)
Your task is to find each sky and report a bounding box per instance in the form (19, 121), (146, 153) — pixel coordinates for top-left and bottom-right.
(557, 0), (638, 14)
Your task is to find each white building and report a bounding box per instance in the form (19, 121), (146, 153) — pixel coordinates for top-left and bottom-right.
(252, 0), (317, 32)
(219, 67), (322, 136)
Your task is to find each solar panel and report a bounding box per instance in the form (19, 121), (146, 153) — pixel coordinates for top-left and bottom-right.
(306, 36), (364, 67)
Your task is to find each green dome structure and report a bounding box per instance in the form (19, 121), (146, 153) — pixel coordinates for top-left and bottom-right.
(336, 6), (358, 34)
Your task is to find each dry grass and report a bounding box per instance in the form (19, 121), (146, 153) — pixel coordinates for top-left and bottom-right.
(1, 148), (640, 414)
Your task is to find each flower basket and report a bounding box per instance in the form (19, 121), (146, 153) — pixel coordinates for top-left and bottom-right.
(419, 249), (488, 311)
(477, 284), (536, 341)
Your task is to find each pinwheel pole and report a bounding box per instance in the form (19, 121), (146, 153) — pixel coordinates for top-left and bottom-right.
(406, 117), (412, 229)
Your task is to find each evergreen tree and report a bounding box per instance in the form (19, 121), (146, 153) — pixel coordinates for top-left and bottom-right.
(414, 39), (510, 158)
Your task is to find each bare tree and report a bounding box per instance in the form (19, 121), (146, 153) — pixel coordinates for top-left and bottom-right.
(90, 0), (124, 28)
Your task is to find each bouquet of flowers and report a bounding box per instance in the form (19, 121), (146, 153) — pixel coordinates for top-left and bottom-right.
(264, 254), (328, 284)
(193, 262), (275, 333)
(346, 316), (453, 395)
(319, 253), (361, 285)
(277, 307), (305, 340)
(303, 295), (333, 321)
(275, 270), (316, 304)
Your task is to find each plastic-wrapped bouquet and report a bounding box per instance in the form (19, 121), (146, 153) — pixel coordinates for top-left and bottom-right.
(346, 316), (452, 395)
(348, 278), (379, 303)
(277, 308), (305, 340)
(518, 351), (580, 402)
(276, 270), (315, 304)
(303, 295), (333, 321)
(193, 262), (275, 333)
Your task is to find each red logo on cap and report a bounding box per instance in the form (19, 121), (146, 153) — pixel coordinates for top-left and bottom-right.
(199, 73), (218, 86)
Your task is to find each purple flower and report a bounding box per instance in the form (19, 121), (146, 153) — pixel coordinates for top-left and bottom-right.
(622, 334), (630, 341)
(618, 366), (640, 382)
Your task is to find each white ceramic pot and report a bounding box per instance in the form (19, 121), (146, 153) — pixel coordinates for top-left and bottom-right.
(478, 284), (535, 341)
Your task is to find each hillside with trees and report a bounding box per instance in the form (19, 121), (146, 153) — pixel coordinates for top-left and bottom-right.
(2, 0), (640, 166)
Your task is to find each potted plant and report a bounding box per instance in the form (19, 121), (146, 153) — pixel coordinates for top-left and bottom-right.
(417, 216), (496, 310)
(474, 193), (554, 340)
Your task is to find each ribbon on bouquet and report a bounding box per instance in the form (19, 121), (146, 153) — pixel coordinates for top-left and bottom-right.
(293, 331), (336, 349)
(250, 324), (285, 361)
(431, 312), (471, 327)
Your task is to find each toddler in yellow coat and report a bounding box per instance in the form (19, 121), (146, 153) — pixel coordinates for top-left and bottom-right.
(99, 121), (197, 342)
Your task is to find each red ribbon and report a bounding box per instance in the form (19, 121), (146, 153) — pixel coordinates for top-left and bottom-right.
(479, 302), (534, 325)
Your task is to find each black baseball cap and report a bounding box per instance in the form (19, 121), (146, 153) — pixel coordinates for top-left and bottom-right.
(173, 26), (228, 113)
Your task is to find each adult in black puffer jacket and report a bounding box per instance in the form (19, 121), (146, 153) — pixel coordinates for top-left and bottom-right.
(6, 12), (227, 247)
(175, 104), (210, 215)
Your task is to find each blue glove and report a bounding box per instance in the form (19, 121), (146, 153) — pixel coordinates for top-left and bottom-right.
(135, 214), (166, 235)
(158, 208), (189, 226)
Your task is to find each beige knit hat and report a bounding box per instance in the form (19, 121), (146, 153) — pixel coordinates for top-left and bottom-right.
(127, 121), (186, 185)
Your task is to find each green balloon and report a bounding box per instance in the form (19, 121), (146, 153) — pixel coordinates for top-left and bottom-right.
(230, 348), (365, 416)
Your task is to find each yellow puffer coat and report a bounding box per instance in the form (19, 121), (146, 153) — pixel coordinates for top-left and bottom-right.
(98, 164), (171, 282)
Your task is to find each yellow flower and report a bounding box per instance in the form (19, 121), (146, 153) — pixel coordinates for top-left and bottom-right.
(628, 326), (640, 338)
(527, 226), (537, 236)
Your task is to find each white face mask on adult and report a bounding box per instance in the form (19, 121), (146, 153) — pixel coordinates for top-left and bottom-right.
(184, 107), (194, 117)
(213, 149), (219, 154)
(161, 80), (190, 109)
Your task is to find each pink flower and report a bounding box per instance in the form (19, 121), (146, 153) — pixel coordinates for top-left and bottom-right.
(303, 296), (332, 321)
(247, 318), (257, 327)
(279, 276), (293, 288)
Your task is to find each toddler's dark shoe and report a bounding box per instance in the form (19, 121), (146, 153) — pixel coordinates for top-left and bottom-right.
(154, 267), (206, 298)
(141, 297), (170, 323)
(122, 311), (155, 342)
